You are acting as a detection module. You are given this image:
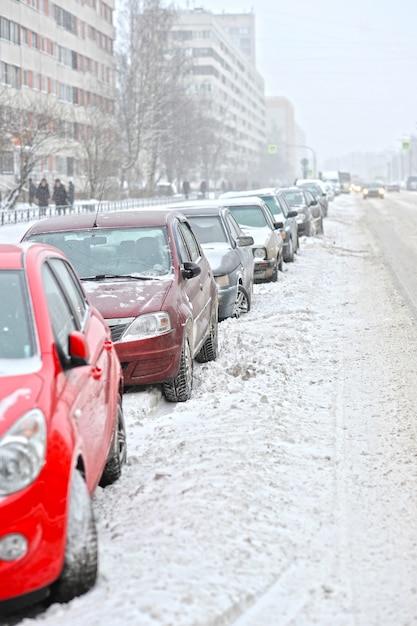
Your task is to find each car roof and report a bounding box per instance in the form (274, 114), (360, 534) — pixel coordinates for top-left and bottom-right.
(22, 207), (187, 237)
(0, 241), (67, 269)
(219, 188), (277, 198)
(219, 196), (269, 208)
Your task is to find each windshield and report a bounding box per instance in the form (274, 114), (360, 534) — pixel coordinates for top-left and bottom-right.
(0, 270), (38, 366)
(259, 196), (284, 219)
(186, 215), (228, 243)
(26, 227), (173, 279)
(227, 206), (268, 228)
(283, 190), (305, 206)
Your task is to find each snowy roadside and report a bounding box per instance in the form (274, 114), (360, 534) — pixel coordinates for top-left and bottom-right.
(4, 193), (417, 626)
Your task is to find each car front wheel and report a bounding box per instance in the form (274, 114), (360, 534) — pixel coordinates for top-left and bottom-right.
(233, 284), (250, 318)
(162, 336), (193, 402)
(50, 470), (98, 603)
(99, 395), (127, 487)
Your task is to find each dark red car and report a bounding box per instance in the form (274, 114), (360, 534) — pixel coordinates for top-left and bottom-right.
(0, 242), (126, 613)
(22, 208), (219, 402)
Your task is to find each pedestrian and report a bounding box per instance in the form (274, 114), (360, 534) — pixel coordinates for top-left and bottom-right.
(182, 180), (190, 199)
(28, 178), (37, 206)
(68, 179), (75, 208)
(52, 178), (68, 215)
(200, 180), (207, 198)
(36, 178), (50, 216)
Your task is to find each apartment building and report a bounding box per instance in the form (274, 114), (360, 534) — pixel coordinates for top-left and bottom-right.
(0, 0), (116, 196)
(173, 9), (266, 187)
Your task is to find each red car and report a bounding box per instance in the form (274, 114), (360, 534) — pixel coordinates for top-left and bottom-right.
(0, 242), (126, 612)
(22, 208), (219, 402)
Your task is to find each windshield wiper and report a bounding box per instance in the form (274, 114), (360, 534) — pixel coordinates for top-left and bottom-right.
(81, 273), (157, 281)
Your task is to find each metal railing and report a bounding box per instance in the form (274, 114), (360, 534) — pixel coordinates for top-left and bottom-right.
(0, 195), (188, 227)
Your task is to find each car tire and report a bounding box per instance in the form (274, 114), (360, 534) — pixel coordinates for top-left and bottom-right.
(285, 237), (294, 262)
(99, 396), (127, 487)
(233, 284), (250, 318)
(162, 335), (193, 402)
(50, 470), (98, 603)
(195, 307), (219, 363)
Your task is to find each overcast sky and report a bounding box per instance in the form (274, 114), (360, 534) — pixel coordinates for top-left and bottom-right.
(176, 0), (417, 163)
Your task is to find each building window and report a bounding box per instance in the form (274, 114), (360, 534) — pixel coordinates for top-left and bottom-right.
(0, 152), (14, 175)
(0, 18), (10, 41)
(1, 62), (21, 89)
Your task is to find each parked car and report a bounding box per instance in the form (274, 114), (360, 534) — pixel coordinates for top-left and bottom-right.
(362, 182), (385, 199)
(168, 202), (254, 320)
(0, 242), (126, 612)
(21, 209), (219, 402)
(295, 180), (329, 216)
(406, 176), (417, 190)
(279, 186), (324, 236)
(385, 181), (401, 192)
(218, 196), (284, 283)
(220, 188), (299, 262)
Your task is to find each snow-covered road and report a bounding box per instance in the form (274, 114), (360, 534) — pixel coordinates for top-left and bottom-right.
(3, 191), (417, 626)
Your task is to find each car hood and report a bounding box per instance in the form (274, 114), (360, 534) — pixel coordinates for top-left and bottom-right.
(0, 374), (43, 433)
(82, 277), (173, 319)
(200, 243), (241, 276)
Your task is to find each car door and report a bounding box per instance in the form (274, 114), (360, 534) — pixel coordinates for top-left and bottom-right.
(176, 220), (213, 353)
(224, 211), (254, 292)
(42, 258), (111, 487)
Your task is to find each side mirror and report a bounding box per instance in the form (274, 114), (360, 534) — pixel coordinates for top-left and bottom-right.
(237, 235), (254, 247)
(181, 261), (202, 279)
(273, 221), (284, 230)
(68, 330), (89, 367)
(288, 210), (298, 218)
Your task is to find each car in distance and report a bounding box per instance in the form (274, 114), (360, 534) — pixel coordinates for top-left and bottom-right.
(219, 196), (284, 283)
(0, 242), (126, 612)
(295, 180), (329, 217)
(279, 186), (324, 236)
(406, 176), (417, 190)
(220, 188), (299, 262)
(362, 182), (385, 199)
(169, 202), (254, 320)
(385, 181), (400, 192)
(22, 208), (219, 402)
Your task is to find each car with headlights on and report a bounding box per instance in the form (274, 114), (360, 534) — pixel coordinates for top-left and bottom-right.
(362, 182), (385, 199)
(219, 196), (284, 283)
(220, 188), (298, 262)
(279, 186), (324, 236)
(168, 202), (254, 320)
(21, 209), (219, 402)
(0, 242), (126, 613)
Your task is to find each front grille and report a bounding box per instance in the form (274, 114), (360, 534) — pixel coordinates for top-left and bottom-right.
(110, 323), (128, 342)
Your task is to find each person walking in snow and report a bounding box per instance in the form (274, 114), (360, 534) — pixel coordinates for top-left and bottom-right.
(36, 177), (50, 216)
(52, 178), (68, 215)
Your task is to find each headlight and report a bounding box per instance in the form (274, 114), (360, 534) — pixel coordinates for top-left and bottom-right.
(121, 311), (171, 341)
(364, 189), (368, 195)
(253, 247), (267, 259)
(297, 214), (306, 223)
(379, 188), (385, 195)
(0, 410), (47, 496)
(215, 275), (230, 287)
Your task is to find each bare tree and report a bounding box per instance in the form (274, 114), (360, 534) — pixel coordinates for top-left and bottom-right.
(0, 90), (67, 209)
(73, 106), (120, 199)
(117, 0), (192, 194)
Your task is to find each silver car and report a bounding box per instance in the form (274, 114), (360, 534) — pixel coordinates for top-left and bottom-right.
(219, 196), (284, 283)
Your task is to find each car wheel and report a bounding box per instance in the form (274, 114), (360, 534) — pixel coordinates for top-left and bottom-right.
(99, 396), (127, 487)
(162, 335), (193, 402)
(195, 307), (219, 363)
(233, 284), (250, 318)
(50, 470), (98, 603)
(307, 221), (315, 237)
(285, 237), (294, 262)
(319, 218), (324, 234)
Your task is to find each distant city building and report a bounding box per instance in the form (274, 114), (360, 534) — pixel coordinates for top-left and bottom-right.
(0, 0), (116, 194)
(173, 9), (266, 186)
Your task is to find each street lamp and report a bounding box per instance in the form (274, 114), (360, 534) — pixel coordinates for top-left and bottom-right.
(286, 143), (317, 178)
